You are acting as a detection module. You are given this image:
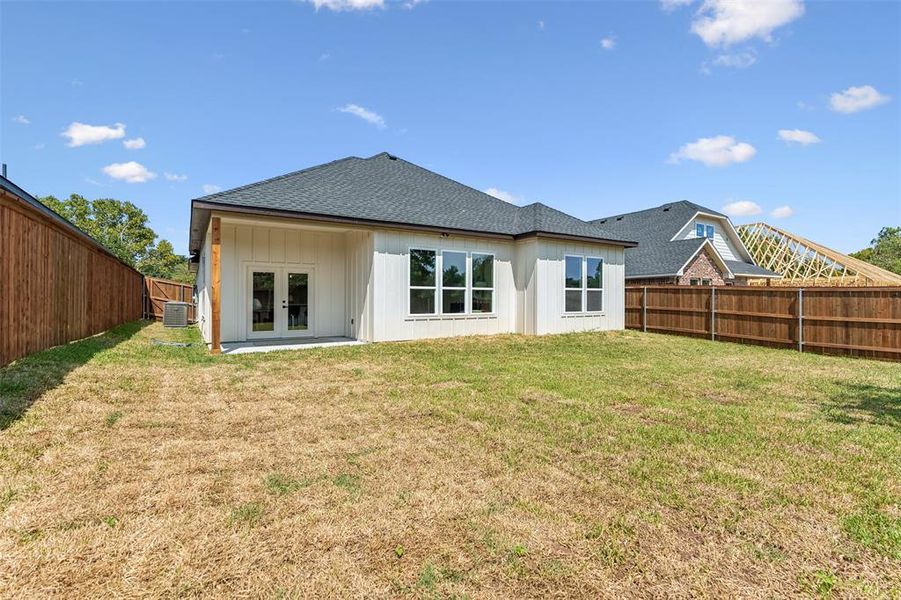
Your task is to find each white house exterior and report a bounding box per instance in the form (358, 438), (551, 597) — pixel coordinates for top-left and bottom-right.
(190, 153), (634, 352)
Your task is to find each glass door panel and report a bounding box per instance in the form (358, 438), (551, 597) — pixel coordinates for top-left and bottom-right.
(251, 271), (276, 333)
(286, 272), (309, 331)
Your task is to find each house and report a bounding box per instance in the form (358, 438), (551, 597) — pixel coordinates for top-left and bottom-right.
(590, 201), (780, 286)
(189, 153), (636, 352)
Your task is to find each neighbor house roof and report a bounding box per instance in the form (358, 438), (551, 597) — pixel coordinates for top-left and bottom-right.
(189, 153), (636, 253)
(590, 200), (779, 279)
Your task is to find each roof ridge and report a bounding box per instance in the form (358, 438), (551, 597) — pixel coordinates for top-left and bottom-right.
(193, 155), (361, 201)
(373, 153), (520, 212)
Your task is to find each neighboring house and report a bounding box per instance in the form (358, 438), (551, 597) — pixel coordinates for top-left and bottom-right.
(189, 153), (636, 351)
(590, 201), (780, 286)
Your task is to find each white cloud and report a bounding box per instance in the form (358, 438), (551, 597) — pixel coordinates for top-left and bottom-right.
(778, 129), (820, 145)
(202, 184), (222, 194)
(102, 161), (156, 183)
(538, 20), (545, 30)
(600, 36), (616, 50)
(337, 103), (386, 129)
(484, 187), (524, 205)
(712, 50), (757, 68)
(12, 115), (30, 125)
(691, 0), (805, 47)
(34, 143), (46, 150)
(401, 0), (425, 8)
(309, 0), (383, 11)
(829, 85), (890, 114)
(164, 172), (188, 182)
(668, 135), (757, 167)
(771, 205), (794, 218)
(661, 0), (694, 11)
(123, 137), (146, 150)
(62, 122), (126, 147)
(721, 200), (762, 216)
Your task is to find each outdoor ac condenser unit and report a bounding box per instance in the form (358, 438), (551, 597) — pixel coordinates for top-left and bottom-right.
(162, 302), (190, 328)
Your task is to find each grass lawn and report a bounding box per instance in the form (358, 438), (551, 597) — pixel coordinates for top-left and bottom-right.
(1, 322), (899, 598)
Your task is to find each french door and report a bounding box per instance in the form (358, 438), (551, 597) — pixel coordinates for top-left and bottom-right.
(247, 266), (313, 339)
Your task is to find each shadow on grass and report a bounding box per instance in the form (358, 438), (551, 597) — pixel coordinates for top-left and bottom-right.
(824, 381), (901, 428)
(0, 320), (149, 430)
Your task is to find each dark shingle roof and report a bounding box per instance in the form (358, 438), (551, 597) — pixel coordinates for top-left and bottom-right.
(189, 153), (635, 252)
(590, 200), (778, 279)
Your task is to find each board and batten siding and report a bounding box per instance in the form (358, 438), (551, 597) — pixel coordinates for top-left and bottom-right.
(370, 230), (517, 342)
(532, 239), (625, 335)
(215, 219), (349, 342)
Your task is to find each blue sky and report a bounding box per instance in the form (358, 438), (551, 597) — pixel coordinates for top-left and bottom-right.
(1, 0), (898, 255)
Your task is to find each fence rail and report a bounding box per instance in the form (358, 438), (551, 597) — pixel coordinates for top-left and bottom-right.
(1, 185), (144, 367)
(143, 277), (195, 322)
(626, 285), (901, 361)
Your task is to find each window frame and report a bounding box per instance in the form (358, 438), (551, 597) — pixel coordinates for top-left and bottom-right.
(705, 224), (715, 239)
(407, 247), (496, 317)
(471, 252), (495, 314)
(563, 254), (605, 315)
(441, 250), (468, 314)
(408, 247), (438, 316)
(696, 223), (705, 238)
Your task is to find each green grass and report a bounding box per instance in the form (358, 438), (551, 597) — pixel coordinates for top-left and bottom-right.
(1, 321), (899, 597)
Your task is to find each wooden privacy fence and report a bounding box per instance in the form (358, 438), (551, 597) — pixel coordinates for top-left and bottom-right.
(626, 285), (901, 361)
(1, 179), (144, 367)
(143, 277), (195, 322)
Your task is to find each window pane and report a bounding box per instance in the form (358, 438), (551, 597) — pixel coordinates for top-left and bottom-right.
(706, 225), (714, 239)
(586, 258), (603, 289)
(472, 290), (493, 313)
(410, 289), (435, 314)
(565, 256), (582, 288)
(443, 251), (466, 287)
(287, 272), (308, 330)
(442, 289), (466, 314)
(690, 279), (699, 286)
(410, 249), (436, 286)
(696, 223), (705, 237)
(587, 290), (603, 312)
(565, 290), (582, 312)
(251, 271), (275, 332)
(472, 254), (494, 288)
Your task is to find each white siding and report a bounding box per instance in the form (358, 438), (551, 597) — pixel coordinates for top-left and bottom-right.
(370, 230), (517, 342)
(533, 239), (625, 335)
(219, 219), (348, 342)
(196, 221), (212, 344)
(346, 231), (374, 342)
(680, 216), (743, 262)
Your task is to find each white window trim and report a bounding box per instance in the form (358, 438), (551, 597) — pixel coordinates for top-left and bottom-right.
(407, 247), (496, 318)
(563, 255), (605, 315)
(408, 247), (439, 316)
(441, 250), (468, 315)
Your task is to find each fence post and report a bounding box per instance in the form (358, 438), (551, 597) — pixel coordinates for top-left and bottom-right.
(797, 288), (804, 352)
(710, 287), (716, 341)
(642, 287), (648, 332)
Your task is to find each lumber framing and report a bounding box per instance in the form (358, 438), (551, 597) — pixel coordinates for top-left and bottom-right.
(737, 222), (901, 287)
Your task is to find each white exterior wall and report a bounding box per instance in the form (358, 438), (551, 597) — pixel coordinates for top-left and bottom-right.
(197, 214), (627, 345)
(218, 218), (349, 342)
(680, 216), (743, 262)
(197, 221), (212, 344)
(370, 230), (517, 342)
(532, 238), (625, 335)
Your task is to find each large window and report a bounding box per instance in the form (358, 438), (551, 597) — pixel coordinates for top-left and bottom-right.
(696, 223), (715, 239)
(409, 249), (495, 315)
(564, 255), (604, 313)
(442, 251), (466, 314)
(409, 249), (437, 314)
(472, 253), (494, 313)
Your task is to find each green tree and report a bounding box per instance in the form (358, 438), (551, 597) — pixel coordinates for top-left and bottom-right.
(39, 194), (194, 283)
(850, 227), (901, 275)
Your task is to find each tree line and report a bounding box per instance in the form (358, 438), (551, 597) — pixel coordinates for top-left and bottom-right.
(39, 194), (193, 283)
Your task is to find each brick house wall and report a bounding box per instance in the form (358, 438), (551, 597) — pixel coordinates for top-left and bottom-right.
(676, 247), (727, 285)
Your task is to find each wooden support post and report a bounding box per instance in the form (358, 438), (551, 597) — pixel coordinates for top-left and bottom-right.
(642, 287), (648, 332)
(211, 216), (222, 355)
(710, 287), (716, 340)
(797, 288), (804, 352)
